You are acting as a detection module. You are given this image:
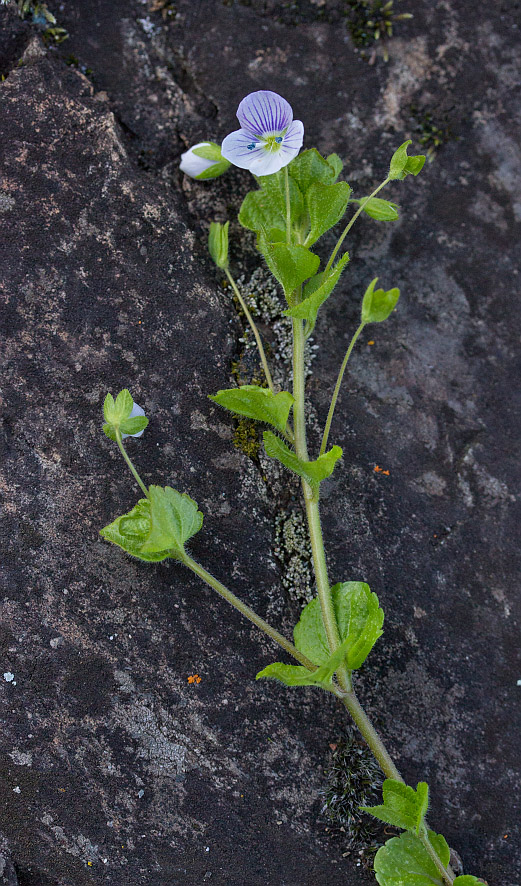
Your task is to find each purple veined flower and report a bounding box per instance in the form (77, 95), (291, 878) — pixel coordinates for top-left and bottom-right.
(221, 90), (304, 176)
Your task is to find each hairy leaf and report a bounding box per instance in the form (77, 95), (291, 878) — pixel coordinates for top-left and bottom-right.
(256, 633), (353, 692)
(288, 148), (339, 194)
(362, 779), (429, 835)
(104, 389), (133, 425)
(263, 431), (342, 486)
(374, 830), (451, 886)
(209, 386), (294, 433)
(325, 153), (343, 180)
(140, 485), (203, 558)
(353, 197), (399, 221)
(305, 181), (351, 246)
(239, 174), (303, 235)
(361, 277), (400, 324)
(100, 499), (171, 562)
(294, 582), (384, 670)
(284, 253), (350, 329)
(258, 239), (320, 302)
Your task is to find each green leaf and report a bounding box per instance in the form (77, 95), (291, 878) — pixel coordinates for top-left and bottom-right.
(293, 582), (384, 670)
(389, 140), (426, 181)
(453, 878), (483, 885)
(305, 181), (352, 246)
(361, 277), (400, 324)
(209, 386), (294, 433)
(104, 389), (133, 425)
(119, 415), (149, 436)
(258, 239), (320, 303)
(208, 221), (229, 269)
(284, 253), (350, 329)
(263, 431), (342, 487)
(100, 499), (171, 562)
(326, 153), (343, 180)
(140, 485), (203, 558)
(288, 148), (339, 194)
(374, 830), (450, 886)
(353, 197), (399, 221)
(362, 779), (429, 835)
(239, 174), (303, 235)
(195, 160), (231, 181)
(256, 632), (354, 693)
(192, 142), (223, 161)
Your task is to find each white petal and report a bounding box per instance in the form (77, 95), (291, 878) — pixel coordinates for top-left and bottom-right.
(122, 402), (146, 439)
(180, 143), (215, 178)
(221, 129), (265, 170)
(282, 120), (304, 151)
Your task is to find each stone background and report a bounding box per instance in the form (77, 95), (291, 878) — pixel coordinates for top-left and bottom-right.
(1, 1), (520, 884)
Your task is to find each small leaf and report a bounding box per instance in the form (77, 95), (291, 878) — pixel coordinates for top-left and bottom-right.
(119, 415), (149, 436)
(195, 160), (231, 181)
(256, 633), (354, 692)
(239, 174), (303, 235)
(326, 153), (343, 180)
(374, 830), (450, 886)
(453, 878), (484, 885)
(294, 582), (384, 670)
(353, 197), (399, 221)
(104, 389), (133, 425)
(361, 277), (400, 324)
(208, 221), (229, 269)
(258, 239), (320, 303)
(100, 499), (171, 562)
(288, 148), (339, 194)
(389, 140), (426, 181)
(305, 181), (352, 246)
(362, 779), (429, 835)
(192, 143), (223, 161)
(209, 386), (294, 433)
(140, 485), (203, 558)
(263, 431), (342, 487)
(284, 253), (350, 329)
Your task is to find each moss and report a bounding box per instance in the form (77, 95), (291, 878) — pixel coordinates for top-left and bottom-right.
(233, 418), (260, 460)
(321, 730), (386, 864)
(410, 104), (456, 158)
(345, 0), (412, 61)
(15, 0), (69, 44)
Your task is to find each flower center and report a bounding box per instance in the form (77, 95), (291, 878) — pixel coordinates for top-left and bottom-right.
(262, 134), (284, 153)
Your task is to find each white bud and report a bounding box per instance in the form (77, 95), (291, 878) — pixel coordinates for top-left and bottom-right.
(122, 403), (146, 439)
(180, 143), (217, 178)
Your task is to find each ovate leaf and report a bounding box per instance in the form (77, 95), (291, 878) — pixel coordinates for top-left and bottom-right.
(305, 181), (351, 246)
(263, 431), (342, 487)
(239, 174), (303, 236)
(361, 277), (400, 324)
(453, 878), (484, 885)
(140, 485), (203, 558)
(100, 499), (171, 562)
(362, 779), (429, 835)
(374, 830), (450, 886)
(389, 140), (426, 181)
(256, 172), (304, 230)
(326, 153), (343, 180)
(256, 633), (353, 693)
(104, 389), (133, 425)
(288, 148), (339, 194)
(258, 239), (320, 303)
(353, 197), (399, 221)
(284, 253), (350, 330)
(209, 386), (294, 433)
(119, 415), (149, 436)
(293, 582), (384, 670)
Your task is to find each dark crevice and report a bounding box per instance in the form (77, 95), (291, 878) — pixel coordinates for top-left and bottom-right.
(0, 7), (33, 79)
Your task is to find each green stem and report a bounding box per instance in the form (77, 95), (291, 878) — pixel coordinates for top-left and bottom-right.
(292, 316), (350, 693)
(115, 429), (149, 498)
(182, 554), (317, 673)
(284, 166), (291, 245)
(225, 268), (276, 395)
(319, 322), (365, 456)
(342, 690), (401, 780)
(324, 178), (390, 274)
(419, 830), (455, 885)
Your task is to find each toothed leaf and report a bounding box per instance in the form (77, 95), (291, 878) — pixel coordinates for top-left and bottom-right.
(209, 386), (294, 433)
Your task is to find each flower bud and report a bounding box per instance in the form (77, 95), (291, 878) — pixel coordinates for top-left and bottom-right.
(208, 221), (229, 269)
(180, 142), (231, 180)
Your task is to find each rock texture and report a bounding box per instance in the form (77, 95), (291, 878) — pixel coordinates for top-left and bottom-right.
(1, 1), (520, 884)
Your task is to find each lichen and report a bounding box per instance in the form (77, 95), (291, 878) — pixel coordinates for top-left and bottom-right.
(273, 509), (314, 607)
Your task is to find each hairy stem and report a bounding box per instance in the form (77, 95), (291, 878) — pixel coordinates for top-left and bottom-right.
(320, 321), (365, 456)
(182, 553), (317, 672)
(284, 166), (291, 245)
(225, 268), (276, 395)
(115, 429), (149, 498)
(324, 177), (390, 274)
(419, 831), (455, 885)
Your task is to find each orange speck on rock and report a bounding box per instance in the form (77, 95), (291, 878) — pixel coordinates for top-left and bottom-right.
(368, 340), (374, 345)
(188, 674), (202, 684)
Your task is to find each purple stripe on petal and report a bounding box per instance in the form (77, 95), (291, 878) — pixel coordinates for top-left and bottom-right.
(282, 119), (304, 150)
(237, 91), (293, 137)
(221, 129), (266, 169)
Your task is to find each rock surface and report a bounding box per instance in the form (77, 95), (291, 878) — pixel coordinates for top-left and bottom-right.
(1, 1), (520, 884)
